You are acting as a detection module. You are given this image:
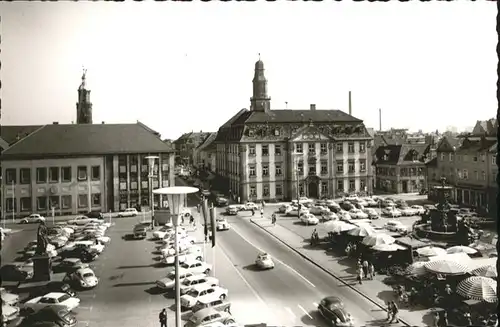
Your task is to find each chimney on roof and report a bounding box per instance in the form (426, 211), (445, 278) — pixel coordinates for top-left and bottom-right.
(310, 104), (316, 111)
(348, 91), (352, 115)
(53, 122), (59, 125)
(379, 108), (382, 131)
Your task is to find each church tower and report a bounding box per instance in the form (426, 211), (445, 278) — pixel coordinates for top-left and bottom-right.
(76, 69), (93, 124)
(250, 56), (271, 112)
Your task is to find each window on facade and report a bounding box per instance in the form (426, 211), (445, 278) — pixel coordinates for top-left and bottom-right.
(337, 161), (344, 173)
(119, 182), (127, 190)
(263, 185), (269, 196)
(77, 166), (88, 181)
(274, 129), (280, 136)
(482, 171), (486, 181)
(92, 194), (101, 207)
(20, 197), (31, 212)
(36, 168), (47, 184)
(492, 156), (497, 165)
(349, 179), (355, 191)
(440, 153), (445, 161)
(6, 198), (16, 212)
(262, 165), (269, 177)
(5, 168), (16, 184)
(296, 143), (303, 153)
(130, 181), (138, 190)
(336, 143), (343, 153)
(359, 142), (366, 153)
(297, 162), (304, 174)
(119, 165), (127, 174)
(321, 182), (328, 194)
(308, 143), (315, 154)
(261, 145), (269, 156)
(91, 166), (100, 181)
(456, 169), (462, 179)
(78, 194), (88, 208)
(473, 156), (478, 162)
(275, 145), (282, 156)
(275, 164), (282, 176)
(449, 153), (453, 161)
(49, 196), (60, 209)
(20, 168), (31, 184)
(360, 179), (366, 191)
(309, 165), (316, 175)
(37, 197), (47, 210)
(250, 186), (256, 196)
(337, 180), (344, 191)
(360, 160), (366, 172)
(320, 143), (327, 154)
(249, 165), (256, 177)
(276, 184), (283, 196)
(348, 160), (355, 173)
(321, 162), (328, 175)
(249, 145), (256, 155)
(61, 195), (72, 209)
(61, 167), (71, 182)
(48, 167), (59, 183)
(348, 143), (355, 153)
(463, 169), (468, 179)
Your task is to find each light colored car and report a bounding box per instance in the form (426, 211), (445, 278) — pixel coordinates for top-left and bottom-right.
(156, 271), (200, 290)
(399, 206), (418, 216)
(225, 205), (240, 215)
(338, 211), (352, 221)
(25, 244), (57, 258)
(216, 218), (230, 231)
(411, 205), (426, 215)
(47, 235), (69, 248)
(20, 214), (46, 224)
(23, 292), (80, 313)
(348, 209), (368, 219)
(67, 216), (99, 226)
(243, 202), (259, 211)
(309, 205), (330, 216)
(362, 197), (378, 207)
(352, 199), (368, 207)
(381, 207), (402, 217)
(325, 200), (340, 208)
(0, 287), (20, 306)
(162, 247), (203, 265)
(117, 208), (138, 217)
(381, 200), (395, 208)
(362, 208), (379, 220)
(179, 275), (219, 295)
(178, 260), (212, 276)
(321, 211), (338, 221)
(384, 220), (409, 233)
(185, 307), (236, 327)
(255, 252), (274, 269)
(181, 285), (228, 309)
(286, 206), (310, 217)
(162, 234), (196, 247)
(278, 204), (290, 213)
(299, 214), (319, 225)
(298, 197), (314, 205)
(155, 227), (187, 240)
(2, 303), (20, 323)
(66, 268), (98, 289)
(62, 241), (104, 254)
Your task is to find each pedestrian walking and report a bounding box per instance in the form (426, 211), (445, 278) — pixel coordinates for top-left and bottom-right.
(260, 207), (264, 218)
(271, 213), (276, 225)
(362, 259), (369, 279)
(356, 266), (363, 284)
(367, 262), (375, 280)
(251, 209), (255, 216)
(431, 311), (440, 327)
(345, 244), (351, 257)
(159, 308), (167, 327)
(388, 301), (399, 323)
(197, 203), (201, 213)
(386, 302), (393, 321)
(438, 311), (448, 327)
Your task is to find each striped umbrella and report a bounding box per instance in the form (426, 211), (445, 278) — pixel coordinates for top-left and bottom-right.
(362, 233), (396, 247)
(416, 246), (447, 257)
(446, 246), (478, 255)
(457, 276), (497, 303)
(471, 264), (497, 279)
(347, 224), (376, 237)
(424, 259), (470, 276)
(406, 261), (428, 276)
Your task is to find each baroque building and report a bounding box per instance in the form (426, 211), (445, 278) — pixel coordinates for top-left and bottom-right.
(213, 59), (374, 202)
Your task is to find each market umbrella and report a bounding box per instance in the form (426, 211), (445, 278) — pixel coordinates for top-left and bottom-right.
(424, 259), (470, 276)
(326, 221), (356, 234)
(372, 243), (406, 252)
(471, 264), (497, 279)
(446, 246), (478, 255)
(405, 261), (428, 276)
(416, 246), (447, 257)
(347, 224), (376, 237)
(457, 276), (497, 303)
(362, 233), (396, 247)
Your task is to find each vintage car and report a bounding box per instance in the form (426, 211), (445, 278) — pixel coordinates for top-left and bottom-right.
(21, 307), (77, 327)
(299, 214), (319, 225)
(23, 292), (80, 313)
(156, 271), (199, 290)
(192, 298), (232, 314)
(255, 253), (275, 269)
(184, 307), (235, 327)
(225, 205), (240, 215)
(20, 214), (46, 224)
(317, 296), (354, 326)
(180, 285), (228, 309)
(179, 275), (219, 295)
(216, 218), (230, 231)
(64, 268), (98, 289)
(117, 208), (139, 218)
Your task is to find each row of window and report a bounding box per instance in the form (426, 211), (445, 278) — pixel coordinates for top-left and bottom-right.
(457, 169), (487, 181)
(247, 179), (367, 197)
(376, 167), (424, 177)
(248, 160), (367, 177)
(4, 194), (102, 212)
(245, 142), (367, 156)
(4, 166), (101, 185)
(439, 152), (497, 164)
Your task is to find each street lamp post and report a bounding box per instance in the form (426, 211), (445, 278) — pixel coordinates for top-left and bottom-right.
(145, 156), (159, 227)
(153, 186), (198, 327)
(293, 153), (301, 220)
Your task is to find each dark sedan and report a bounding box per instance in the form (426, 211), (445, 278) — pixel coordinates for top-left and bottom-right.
(59, 247), (98, 263)
(317, 296), (354, 326)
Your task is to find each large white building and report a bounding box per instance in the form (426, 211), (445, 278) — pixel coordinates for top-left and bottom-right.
(213, 59), (374, 202)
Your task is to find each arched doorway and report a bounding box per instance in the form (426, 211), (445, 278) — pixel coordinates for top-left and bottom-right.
(308, 182), (318, 199)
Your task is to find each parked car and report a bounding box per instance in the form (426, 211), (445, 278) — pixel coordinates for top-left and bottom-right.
(381, 199), (395, 208)
(53, 258), (89, 273)
(215, 195), (228, 207)
(225, 205), (240, 215)
(340, 201), (355, 211)
(381, 207), (402, 218)
(2, 303), (20, 323)
(20, 307), (77, 327)
(85, 211), (104, 219)
(384, 220), (409, 233)
(156, 271), (199, 290)
(184, 307), (235, 327)
(299, 214), (319, 225)
(64, 268), (98, 289)
(216, 218), (230, 231)
(180, 285), (228, 309)
(317, 296), (354, 327)
(309, 205), (330, 216)
(286, 206), (310, 217)
(362, 197), (378, 207)
(352, 198), (368, 207)
(117, 208), (138, 218)
(399, 206), (418, 216)
(241, 202), (259, 211)
(1, 287), (20, 306)
(59, 247), (98, 263)
(178, 260), (212, 276)
(192, 298), (231, 314)
(278, 204), (290, 213)
(255, 252), (275, 269)
(20, 214), (46, 224)
(23, 292), (80, 313)
(67, 216), (99, 226)
(298, 197), (314, 205)
(321, 212), (338, 221)
(161, 247), (203, 265)
(411, 205), (426, 215)
(179, 275), (219, 295)
(348, 209), (368, 219)
(133, 225), (147, 239)
(47, 235), (68, 249)
(61, 241), (104, 254)
(362, 208), (379, 220)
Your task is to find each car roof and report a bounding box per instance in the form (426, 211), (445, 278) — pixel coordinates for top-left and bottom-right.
(191, 283), (214, 291)
(186, 274), (207, 281)
(43, 292), (67, 298)
(76, 268), (93, 274)
(192, 307), (221, 318)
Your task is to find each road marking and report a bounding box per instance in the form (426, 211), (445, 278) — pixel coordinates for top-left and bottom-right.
(285, 306), (296, 319)
(298, 304), (313, 319)
(231, 224), (316, 288)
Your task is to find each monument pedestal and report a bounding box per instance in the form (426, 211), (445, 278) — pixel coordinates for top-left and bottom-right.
(32, 254), (51, 282)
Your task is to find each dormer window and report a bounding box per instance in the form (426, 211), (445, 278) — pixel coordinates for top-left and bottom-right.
(248, 129), (254, 137)
(383, 154), (389, 161)
(274, 129), (280, 136)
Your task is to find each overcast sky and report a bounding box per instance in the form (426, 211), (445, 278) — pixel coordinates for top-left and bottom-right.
(0, 2), (496, 140)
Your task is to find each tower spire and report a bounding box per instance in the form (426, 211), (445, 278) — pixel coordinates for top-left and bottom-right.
(250, 57), (271, 112)
(76, 68), (93, 124)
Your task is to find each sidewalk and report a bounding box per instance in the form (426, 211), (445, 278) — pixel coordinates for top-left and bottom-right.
(251, 217), (435, 327)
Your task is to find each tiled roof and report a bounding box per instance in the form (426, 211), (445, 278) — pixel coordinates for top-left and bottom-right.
(0, 125), (43, 145)
(174, 132), (193, 144)
(245, 110), (362, 124)
(456, 138), (496, 153)
(196, 132), (217, 151)
(221, 109), (249, 128)
(436, 136), (462, 153)
(1, 123), (173, 159)
(374, 143), (430, 165)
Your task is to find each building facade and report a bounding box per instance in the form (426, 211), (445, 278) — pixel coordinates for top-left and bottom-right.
(194, 132), (217, 170)
(374, 144), (430, 194)
(173, 132), (212, 166)
(214, 59), (374, 202)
